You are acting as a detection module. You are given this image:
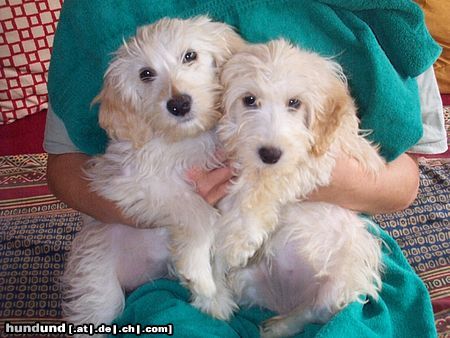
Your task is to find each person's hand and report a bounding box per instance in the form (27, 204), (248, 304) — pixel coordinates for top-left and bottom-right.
(186, 165), (234, 206)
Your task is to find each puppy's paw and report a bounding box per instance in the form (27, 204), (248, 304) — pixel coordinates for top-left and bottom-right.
(182, 271), (217, 299)
(260, 315), (290, 338)
(225, 230), (265, 268)
(192, 290), (238, 321)
(260, 315), (304, 338)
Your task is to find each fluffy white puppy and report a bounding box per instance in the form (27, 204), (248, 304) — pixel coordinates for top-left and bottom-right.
(62, 16), (243, 330)
(204, 40), (384, 337)
(217, 40), (385, 270)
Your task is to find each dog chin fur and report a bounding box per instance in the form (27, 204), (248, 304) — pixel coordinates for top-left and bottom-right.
(198, 39), (385, 337)
(61, 16), (244, 335)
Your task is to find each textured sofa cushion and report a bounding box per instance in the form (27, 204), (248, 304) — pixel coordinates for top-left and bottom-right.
(0, 0), (62, 125)
(416, 0), (450, 93)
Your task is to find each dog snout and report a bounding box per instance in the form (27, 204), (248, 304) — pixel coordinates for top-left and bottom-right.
(258, 147), (283, 164)
(166, 94), (192, 116)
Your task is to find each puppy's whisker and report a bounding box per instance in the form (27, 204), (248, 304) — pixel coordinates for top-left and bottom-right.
(236, 118), (251, 137)
(121, 37), (132, 55)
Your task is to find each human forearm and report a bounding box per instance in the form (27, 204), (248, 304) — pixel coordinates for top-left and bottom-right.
(308, 153), (420, 214)
(46, 153), (134, 226)
(187, 152), (420, 215)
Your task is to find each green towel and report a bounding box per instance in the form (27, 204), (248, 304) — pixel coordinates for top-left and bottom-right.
(112, 226), (437, 338)
(48, 0), (441, 160)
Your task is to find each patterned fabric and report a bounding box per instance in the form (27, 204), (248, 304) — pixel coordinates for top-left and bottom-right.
(0, 0), (63, 125)
(0, 153), (47, 193)
(373, 105), (450, 337)
(373, 160), (450, 308)
(0, 154), (81, 335)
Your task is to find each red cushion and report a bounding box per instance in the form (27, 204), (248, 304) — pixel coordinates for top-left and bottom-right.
(0, 0), (63, 125)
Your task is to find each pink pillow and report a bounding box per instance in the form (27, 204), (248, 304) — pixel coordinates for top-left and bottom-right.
(0, 0), (63, 125)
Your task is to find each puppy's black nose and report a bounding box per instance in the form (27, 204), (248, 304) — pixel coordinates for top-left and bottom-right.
(258, 147), (282, 164)
(166, 94), (192, 116)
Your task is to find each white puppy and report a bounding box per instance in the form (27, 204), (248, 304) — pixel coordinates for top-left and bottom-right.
(203, 40), (384, 337)
(62, 17), (243, 330)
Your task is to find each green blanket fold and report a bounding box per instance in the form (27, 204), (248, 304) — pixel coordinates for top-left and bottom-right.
(112, 227), (436, 338)
(48, 0), (441, 160)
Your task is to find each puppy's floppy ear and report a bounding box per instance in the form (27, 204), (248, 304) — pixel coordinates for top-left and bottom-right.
(193, 16), (246, 67)
(309, 76), (354, 157)
(93, 75), (151, 149)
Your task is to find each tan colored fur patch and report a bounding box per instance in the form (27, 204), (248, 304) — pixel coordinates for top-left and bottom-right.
(310, 84), (352, 157)
(96, 82), (152, 149)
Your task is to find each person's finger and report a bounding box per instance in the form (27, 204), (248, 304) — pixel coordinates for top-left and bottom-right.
(185, 166), (206, 182)
(195, 166), (233, 197)
(205, 181), (230, 206)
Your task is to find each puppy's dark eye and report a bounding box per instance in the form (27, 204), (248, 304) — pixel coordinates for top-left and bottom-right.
(243, 95), (257, 107)
(288, 98), (301, 109)
(139, 68), (156, 82)
(183, 50), (197, 63)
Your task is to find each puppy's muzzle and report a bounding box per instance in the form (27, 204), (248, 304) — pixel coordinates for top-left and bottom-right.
(166, 94), (192, 117)
(258, 146), (283, 164)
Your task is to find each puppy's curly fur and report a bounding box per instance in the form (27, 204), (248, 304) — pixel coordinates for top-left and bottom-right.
(200, 40), (384, 337)
(62, 17), (244, 332)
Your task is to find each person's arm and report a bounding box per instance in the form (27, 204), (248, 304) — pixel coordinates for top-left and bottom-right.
(188, 153), (420, 215)
(46, 152), (135, 226)
(307, 153), (419, 214)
